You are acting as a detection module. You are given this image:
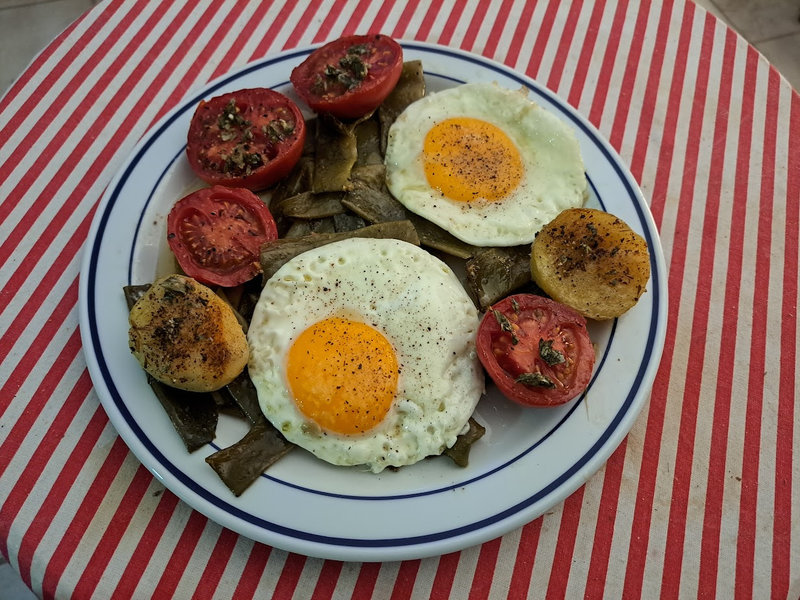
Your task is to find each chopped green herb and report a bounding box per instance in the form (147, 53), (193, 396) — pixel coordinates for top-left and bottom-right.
(347, 43), (369, 55)
(223, 146), (263, 175)
(515, 372), (555, 388)
(265, 118), (295, 142)
(492, 309), (518, 345)
(217, 99), (248, 131)
(539, 338), (565, 366)
(339, 54), (368, 80)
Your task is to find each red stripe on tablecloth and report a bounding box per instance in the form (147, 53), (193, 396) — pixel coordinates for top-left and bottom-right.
(585, 439), (629, 594)
(390, 0), (421, 39)
(504, 0), (538, 69)
(566, 0), (606, 109)
(629, 0), (676, 183)
(351, 562), (381, 598)
(773, 89), (800, 600)
(724, 48), (757, 599)
(429, 552), (459, 598)
(0, 4), (204, 405)
(523, 0), (559, 79)
(70, 465), (156, 599)
(659, 10), (717, 599)
(0, 235), (88, 420)
(271, 553), (307, 599)
(312, 0), (349, 43)
(286, 2), (328, 49)
(0, 12), (85, 106)
(0, 296), (82, 464)
(0, 327), (83, 502)
(191, 527), (241, 600)
(0, 3), (196, 277)
(544, 487), (585, 599)
(146, 1), (246, 113)
(40, 437), (130, 599)
(1, 3), (227, 368)
(735, 52), (778, 599)
(507, 519), (542, 600)
(311, 560), (344, 600)
(231, 544), (273, 598)
(418, 0), (448, 43)
(390, 559), (421, 599)
(249, 2), (297, 59)
(545, 0), (582, 94)
(364, 0), (394, 34)
(454, 0), (484, 50)
(341, 0), (375, 35)
(622, 2), (692, 597)
(608, 0), (651, 152)
(148, 3), (233, 123)
(109, 490), (182, 597)
(482, 0), (514, 58)
(587, 0), (629, 127)
(697, 39), (754, 598)
(0, 0), (120, 131)
(696, 25), (738, 600)
(0, 3), (138, 234)
(469, 536), (502, 599)
(150, 510), (209, 597)
(4, 370), (96, 583)
(210, 2), (274, 80)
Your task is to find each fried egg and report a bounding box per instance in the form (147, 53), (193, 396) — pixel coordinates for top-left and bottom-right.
(384, 82), (587, 246)
(247, 237), (484, 473)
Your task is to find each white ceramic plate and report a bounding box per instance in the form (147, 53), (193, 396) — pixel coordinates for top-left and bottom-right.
(79, 42), (667, 562)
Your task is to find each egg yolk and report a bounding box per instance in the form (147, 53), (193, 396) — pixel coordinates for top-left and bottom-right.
(423, 117), (523, 203)
(286, 317), (399, 435)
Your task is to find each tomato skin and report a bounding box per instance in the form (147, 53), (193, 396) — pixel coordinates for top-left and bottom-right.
(186, 88), (306, 191)
(290, 34), (403, 119)
(166, 186), (278, 287)
(476, 294), (595, 407)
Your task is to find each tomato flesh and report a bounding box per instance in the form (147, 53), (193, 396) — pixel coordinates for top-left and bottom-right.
(186, 88), (306, 191)
(477, 294), (595, 407)
(166, 186), (278, 287)
(290, 34), (403, 119)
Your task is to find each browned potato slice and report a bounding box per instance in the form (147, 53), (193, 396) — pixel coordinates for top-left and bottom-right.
(531, 208), (650, 320)
(128, 274), (249, 392)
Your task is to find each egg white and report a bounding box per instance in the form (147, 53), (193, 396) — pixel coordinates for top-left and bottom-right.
(247, 237), (484, 473)
(384, 82), (588, 246)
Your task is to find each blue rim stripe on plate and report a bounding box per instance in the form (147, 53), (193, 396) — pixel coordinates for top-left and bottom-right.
(87, 43), (664, 549)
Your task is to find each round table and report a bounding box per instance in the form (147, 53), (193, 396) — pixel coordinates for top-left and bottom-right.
(1, 1), (798, 598)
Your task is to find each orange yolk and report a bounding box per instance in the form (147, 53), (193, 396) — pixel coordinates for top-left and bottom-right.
(423, 117), (523, 203)
(286, 317), (398, 435)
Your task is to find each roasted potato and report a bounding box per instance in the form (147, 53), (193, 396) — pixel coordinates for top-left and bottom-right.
(531, 208), (650, 320)
(128, 274), (249, 392)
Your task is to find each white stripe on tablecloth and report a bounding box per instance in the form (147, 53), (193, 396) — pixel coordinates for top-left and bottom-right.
(52, 448), (143, 595)
(0, 3), (123, 130)
(0, 0), (200, 457)
(1, 1), (798, 598)
(0, 2), (148, 251)
(703, 37), (751, 600)
(772, 76), (800, 599)
(679, 18), (740, 598)
(0, 316), (85, 486)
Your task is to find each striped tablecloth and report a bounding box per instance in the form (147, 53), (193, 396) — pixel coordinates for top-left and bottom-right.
(1, 1), (798, 598)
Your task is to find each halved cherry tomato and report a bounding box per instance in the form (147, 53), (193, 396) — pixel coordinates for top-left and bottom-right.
(290, 34), (403, 119)
(476, 294), (595, 407)
(186, 88), (306, 191)
(166, 186), (278, 287)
